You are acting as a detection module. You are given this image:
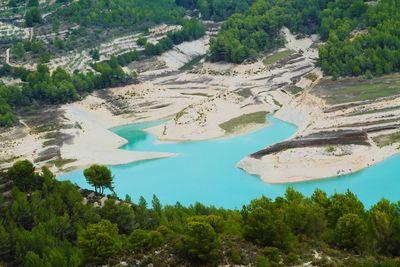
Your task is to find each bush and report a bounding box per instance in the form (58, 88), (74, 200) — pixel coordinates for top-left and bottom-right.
(136, 37), (147, 46)
(230, 246), (241, 264)
(187, 215), (225, 233)
(7, 160), (42, 192)
(335, 213), (368, 252)
(181, 222), (220, 263)
(263, 246), (281, 263)
(128, 229), (150, 252)
(78, 220), (121, 264)
(286, 252), (300, 265)
(128, 229), (164, 252)
(255, 256), (271, 267)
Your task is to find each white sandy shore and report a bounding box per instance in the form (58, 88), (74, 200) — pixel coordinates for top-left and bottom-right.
(59, 101), (175, 173)
(0, 27), (335, 177)
(145, 92), (276, 141)
(2, 27), (398, 184)
(238, 73), (400, 183)
(238, 141), (399, 184)
(51, 28), (400, 182)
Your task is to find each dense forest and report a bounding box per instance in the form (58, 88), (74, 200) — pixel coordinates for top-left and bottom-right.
(5, 0), (400, 79)
(49, 0), (185, 30)
(208, 0), (342, 63)
(1, 160), (400, 266)
(209, 0), (400, 79)
(0, 58), (134, 126)
(319, 0), (400, 78)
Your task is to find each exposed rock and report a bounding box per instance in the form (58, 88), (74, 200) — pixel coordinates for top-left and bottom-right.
(251, 130), (370, 158)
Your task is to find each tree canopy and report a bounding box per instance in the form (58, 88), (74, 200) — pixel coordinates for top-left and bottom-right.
(0, 58), (135, 127)
(208, 0), (400, 79)
(319, 0), (400, 78)
(1, 160), (400, 266)
(83, 164), (114, 194)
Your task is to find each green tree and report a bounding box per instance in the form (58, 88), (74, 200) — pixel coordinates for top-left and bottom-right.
(78, 220), (120, 264)
(242, 196), (296, 250)
(128, 229), (164, 252)
(187, 215), (225, 233)
(89, 49), (100, 61)
(255, 256), (271, 267)
(128, 229), (149, 252)
(23, 251), (43, 267)
(12, 43), (26, 59)
(136, 196), (151, 229)
(25, 7), (42, 27)
(136, 37), (147, 46)
(263, 246), (281, 263)
(335, 213), (368, 252)
(11, 193), (33, 229)
(369, 199), (399, 255)
(83, 164), (113, 194)
(0, 223), (10, 256)
(7, 160), (42, 192)
(326, 191), (364, 227)
(181, 221), (220, 263)
(0, 99), (15, 127)
(99, 199), (136, 234)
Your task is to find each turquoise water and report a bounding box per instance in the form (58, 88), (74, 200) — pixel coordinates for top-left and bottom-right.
(59, 116), (400, 209)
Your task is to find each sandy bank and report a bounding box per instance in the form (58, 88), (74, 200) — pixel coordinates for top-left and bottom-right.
(3, 25), (398, 186)
(57, 96), (175, 174)
(238, 144), (399, 184)
(238, 73), (400, 183)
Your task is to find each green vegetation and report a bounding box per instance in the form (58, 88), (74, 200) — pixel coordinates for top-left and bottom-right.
(95, 19), (205, 68)
(53, 0), (185, 30)
(24, 7), (42, 27)
(89, 49), (100, 61)
(144, 19), (205, 56)
(114, 50), (139, 67)
(305, 72), (319, 82)
(179, 55), (203, 71)
(180, 92), (210, 97)
(11, 40), (50, 63)
(263, 50), (294, 66)
(2, 161), (400, 266)
(329, 85), (400, 103)
(48, 157), (77, 168)
(312, 75), (400, 105)
(83, 164), (114, 194)
(209, 0), (400, 79)
(4, 0), (205, 66)
(325, 145), (336, 153)
(219, 111), (268, 134)
(0, 57), (136, 127)
(319, 0), (400, 78)
(78, 220), (121, 264)
(209, 0), (335, 63)
(174, 107), (188, 121)
(176, 0), (254, 21)
(346, 106), (400, 117)
(373, 132), (400, 148)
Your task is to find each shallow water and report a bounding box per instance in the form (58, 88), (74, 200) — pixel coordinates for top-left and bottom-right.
(59, 116), (400, 209)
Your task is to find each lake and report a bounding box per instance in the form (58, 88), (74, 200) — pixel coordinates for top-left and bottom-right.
(59, 116), (400, 209)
